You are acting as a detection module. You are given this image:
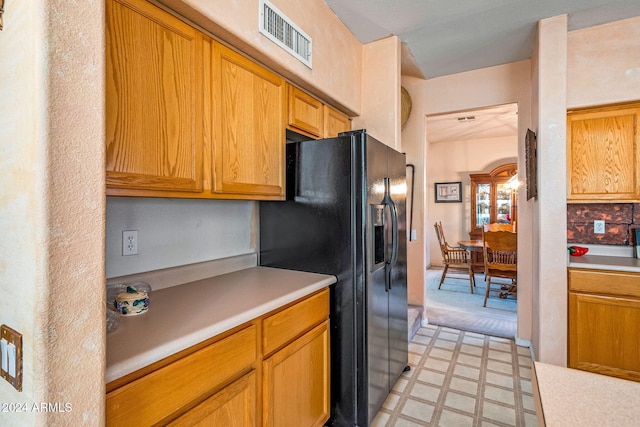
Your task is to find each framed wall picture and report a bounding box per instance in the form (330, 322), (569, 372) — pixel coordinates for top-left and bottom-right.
(435, 182), (462, 203)
(525, 128), (538, 200)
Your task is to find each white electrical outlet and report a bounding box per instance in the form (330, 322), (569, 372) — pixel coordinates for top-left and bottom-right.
(122, 230), (138, 255)
(594, 220), (605, 234)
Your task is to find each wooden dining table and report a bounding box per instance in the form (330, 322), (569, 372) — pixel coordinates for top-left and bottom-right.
(457, 239), (483, 250)
(458, 239), (484, 272)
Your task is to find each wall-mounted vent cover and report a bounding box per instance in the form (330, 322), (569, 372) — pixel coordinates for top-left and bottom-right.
(259, 0), (312, 68)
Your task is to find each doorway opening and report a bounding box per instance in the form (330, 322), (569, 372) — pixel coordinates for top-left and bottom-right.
(425, 103), (519, 338)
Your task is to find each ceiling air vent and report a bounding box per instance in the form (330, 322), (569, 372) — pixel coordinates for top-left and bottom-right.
(259, 0), (312, 68)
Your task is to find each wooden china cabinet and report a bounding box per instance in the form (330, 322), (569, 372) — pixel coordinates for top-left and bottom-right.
(469, 163), (518, 239)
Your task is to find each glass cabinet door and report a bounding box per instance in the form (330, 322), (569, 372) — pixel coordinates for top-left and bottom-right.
(495, 183), (513, 223)
(475, 183), (491, 227)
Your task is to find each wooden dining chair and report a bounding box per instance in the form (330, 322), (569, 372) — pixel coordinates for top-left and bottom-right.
(482, 229), (517, 307)
(483, 222), (515, 232)
(434, 222), (476, 293)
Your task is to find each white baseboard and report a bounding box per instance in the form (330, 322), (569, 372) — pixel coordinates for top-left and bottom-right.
(515, 336), (532, 349)
(106, 253), (257, 291)
(421, 318), (430, 327)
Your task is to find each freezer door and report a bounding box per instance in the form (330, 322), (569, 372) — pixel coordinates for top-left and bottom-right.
(363, 134), (392, 424)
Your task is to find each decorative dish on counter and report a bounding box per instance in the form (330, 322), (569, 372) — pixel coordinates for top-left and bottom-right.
(568, 246), (589, 256)
(108, 281), (152, 316)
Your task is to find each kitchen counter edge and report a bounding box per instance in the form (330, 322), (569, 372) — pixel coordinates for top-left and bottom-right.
(106, 266), (336, 383)
(533, 362), (640, 426)
(568, 254), (640, 273)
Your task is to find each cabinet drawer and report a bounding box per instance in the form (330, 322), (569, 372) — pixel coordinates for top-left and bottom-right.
(263, 288), (329, 355)
(569, 269), (640, 298)
(106, 324), (256, 426)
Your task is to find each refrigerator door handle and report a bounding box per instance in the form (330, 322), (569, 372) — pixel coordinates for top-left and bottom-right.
(383, 178), (399, 290)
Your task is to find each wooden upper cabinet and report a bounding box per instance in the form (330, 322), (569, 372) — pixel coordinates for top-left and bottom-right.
(323, 105), (351, 138)
(212, 43), (286, 199)
(288, 85), (324, 138)
(106, 0), (203, 194)
(567, 104), (640, 202)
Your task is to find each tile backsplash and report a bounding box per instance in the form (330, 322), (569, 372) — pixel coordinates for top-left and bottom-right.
(567, 203), (640, 245)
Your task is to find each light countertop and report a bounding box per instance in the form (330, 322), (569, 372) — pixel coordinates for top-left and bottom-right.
(533, 362), (640, 426)
(106, 266), (336, 383)
(568, 254), (640, 273)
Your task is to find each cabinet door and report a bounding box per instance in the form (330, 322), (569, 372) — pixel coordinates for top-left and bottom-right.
(495, 182), (514, 224)
(168, 371), (256, 427)
(213, 43), (285, 198)
(473, 183), (491, 228)
(323, 105), (351, 138)
(263, 321), (330, 427)
(470, 163), (517, 235)
(106, 0), (203, 194)
(568, 293), (640, 381)
(288, 85), (324, 138)
(567, 106), (640, 201)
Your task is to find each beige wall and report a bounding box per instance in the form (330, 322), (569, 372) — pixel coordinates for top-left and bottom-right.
(533, 15), (569, 365)
(402, 60), (533, 341)
(567, 16), (640, 108)
(352, 36), (402, 150)
(427, 136), (518, 267)
(0, 0), (105, 425)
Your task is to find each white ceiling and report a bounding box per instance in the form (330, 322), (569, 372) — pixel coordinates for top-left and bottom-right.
(426, 103), (518, 144)
(324, 0), (640, 79)
(324, 0), (639, 142)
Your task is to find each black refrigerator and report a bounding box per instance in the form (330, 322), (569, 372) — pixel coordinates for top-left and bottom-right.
(260, 130), (408, 426)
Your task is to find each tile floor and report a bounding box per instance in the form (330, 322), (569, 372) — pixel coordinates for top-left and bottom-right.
(372, 325), (537, 426)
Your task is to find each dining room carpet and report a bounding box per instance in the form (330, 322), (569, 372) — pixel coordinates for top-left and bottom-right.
(424, 268), (517, 339)
(372, 325), (537, 426)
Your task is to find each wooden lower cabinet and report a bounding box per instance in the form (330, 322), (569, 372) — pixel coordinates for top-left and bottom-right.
(169, 371), (256, 427)
(568, 268), (640, 381)
(106, 288), (330, 426)
(263, 321), (330, 427)
(106, 325), (257, 426)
